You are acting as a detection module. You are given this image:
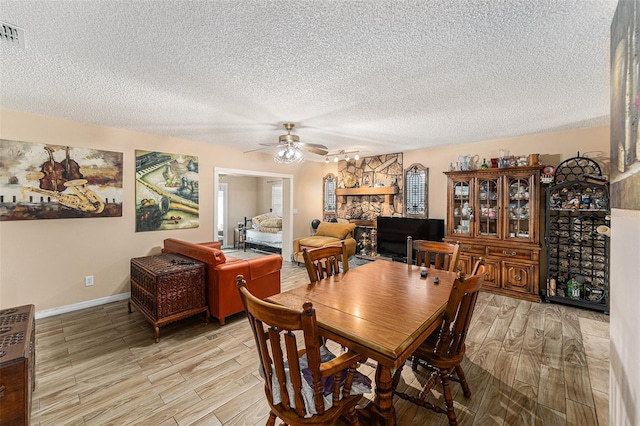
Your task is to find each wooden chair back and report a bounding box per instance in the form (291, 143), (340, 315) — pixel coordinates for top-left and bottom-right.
(408, 238), (461, 272)
(434, 272), (485, 359)
(303, 242), (349, 282)
(471, 257), (487, 277)
(235, 275), (366, 424)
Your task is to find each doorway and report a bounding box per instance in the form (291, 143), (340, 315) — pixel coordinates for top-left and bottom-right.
(217, 183), (228, 247)
(214, 167), (294, 262)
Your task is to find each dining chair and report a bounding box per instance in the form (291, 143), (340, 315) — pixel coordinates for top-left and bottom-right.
(408, 237), (461, 272)
(470, 256), (487, 277)
(392, 271), (486, 426)
(235, 275), (370, 426)
(303, 242), (349, 283)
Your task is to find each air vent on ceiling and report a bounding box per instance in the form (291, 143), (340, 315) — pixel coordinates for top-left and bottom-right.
(0, 21), (26, 48)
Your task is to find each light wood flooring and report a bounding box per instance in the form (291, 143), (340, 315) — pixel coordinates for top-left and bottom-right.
(31, 250), (610, 425)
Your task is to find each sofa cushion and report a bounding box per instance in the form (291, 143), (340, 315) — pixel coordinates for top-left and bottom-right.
(298, 235), (342, 248)
(315, 222), (356, 240)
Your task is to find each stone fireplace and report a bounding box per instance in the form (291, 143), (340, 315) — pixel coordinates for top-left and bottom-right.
(336, 153), (404, 221)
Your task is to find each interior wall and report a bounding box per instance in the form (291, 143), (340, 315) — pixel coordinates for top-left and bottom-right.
(0, 109), (321, 312)
(403, 125), (611, 220)
(319, 126), (610, 222)
(0, 108), (610, 315)
(218, 175), (259, 242)
(609, 208), (640, 426)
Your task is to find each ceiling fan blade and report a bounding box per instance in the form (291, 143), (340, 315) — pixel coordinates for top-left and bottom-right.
(298, 142), (328, 156)
(243, 146), (270, 153)
(301, 146), (329, 156)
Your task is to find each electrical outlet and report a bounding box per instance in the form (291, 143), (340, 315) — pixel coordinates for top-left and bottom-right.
(85, 275), (94, 287)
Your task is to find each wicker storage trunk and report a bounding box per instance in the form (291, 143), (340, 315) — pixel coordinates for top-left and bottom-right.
(129, 253), (208, 342)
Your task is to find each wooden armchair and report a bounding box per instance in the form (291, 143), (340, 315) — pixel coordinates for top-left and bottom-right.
(236, 275), (369, 425)
(302, 242), (349, 282)
(408, 237), (461, 272)
(392, 271), (486, 426)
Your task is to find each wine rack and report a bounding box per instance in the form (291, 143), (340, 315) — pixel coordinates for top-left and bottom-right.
(544, 156), (610, 313)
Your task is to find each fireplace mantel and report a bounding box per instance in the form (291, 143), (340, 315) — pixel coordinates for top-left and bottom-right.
(335, 186), (399, 196)
(335, 186), (399, 216)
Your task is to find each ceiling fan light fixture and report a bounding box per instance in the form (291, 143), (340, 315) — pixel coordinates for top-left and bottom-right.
(278, 133), (300, 144)
(269, 122), (327, 163)
(274, 145), (304, 164)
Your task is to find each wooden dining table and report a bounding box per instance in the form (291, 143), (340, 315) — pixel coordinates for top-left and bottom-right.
(267, 258), (458, 425)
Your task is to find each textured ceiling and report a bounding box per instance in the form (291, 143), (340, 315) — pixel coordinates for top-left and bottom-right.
(0, 0), (617, 161)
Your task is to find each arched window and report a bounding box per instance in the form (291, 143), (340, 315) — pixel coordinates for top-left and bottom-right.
(405, 163), (428, 218)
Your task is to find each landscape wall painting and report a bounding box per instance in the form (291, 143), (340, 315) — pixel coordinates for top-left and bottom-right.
(135, 150), (199, 232)
(611, 0), (640, 210)
(0, 139), (123, 221)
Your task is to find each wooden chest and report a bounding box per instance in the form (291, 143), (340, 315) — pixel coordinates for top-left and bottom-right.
(0, 304), (35, 426)
(129, 254), (208, 342)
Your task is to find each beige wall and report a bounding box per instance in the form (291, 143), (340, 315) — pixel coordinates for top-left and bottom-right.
(403, 125), (611, 220)
(320, 125), (610, 221)
(610, 208), (640, 426)
(219, 175), (260, 242)
(0, 109), (323, 312)
(0, 109), (611, 314)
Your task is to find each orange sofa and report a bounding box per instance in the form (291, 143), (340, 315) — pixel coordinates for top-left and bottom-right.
(162, 238), (282, 325)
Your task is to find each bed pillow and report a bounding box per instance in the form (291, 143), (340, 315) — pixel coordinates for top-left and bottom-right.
(315, 222), (355, 240)
(251, 213), (282, 229)
(260, 217), (282, 229)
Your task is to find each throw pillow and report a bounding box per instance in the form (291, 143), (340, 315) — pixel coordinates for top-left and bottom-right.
(315, 222), (356, 240)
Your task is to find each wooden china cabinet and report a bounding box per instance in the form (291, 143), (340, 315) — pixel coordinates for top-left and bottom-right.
(443, 166), (543, 302)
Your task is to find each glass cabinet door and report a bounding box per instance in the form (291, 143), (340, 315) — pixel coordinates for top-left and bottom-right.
(476, 177), (500, 238)
(451, 179), (472, 236)
(506, 176), (533, 241)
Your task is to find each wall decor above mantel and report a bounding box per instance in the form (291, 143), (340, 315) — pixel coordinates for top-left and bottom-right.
(336, 152), (403, 220)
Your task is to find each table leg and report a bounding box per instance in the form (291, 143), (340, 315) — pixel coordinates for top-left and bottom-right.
(358, 364), (396, 425)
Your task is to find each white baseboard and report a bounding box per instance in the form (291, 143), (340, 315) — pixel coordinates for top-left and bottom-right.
(35, 293), (131, 319)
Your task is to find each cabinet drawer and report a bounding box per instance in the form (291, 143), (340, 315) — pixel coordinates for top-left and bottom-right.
(458, 243), (485, 256)
(487, 246), (534, 260)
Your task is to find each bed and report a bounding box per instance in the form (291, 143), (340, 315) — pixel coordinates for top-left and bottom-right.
(243, 212), (283, 254)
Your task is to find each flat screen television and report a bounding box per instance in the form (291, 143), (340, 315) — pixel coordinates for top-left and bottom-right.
(375, 217), (445, 262)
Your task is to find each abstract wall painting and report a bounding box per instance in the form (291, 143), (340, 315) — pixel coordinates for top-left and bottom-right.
(611, 0), (640, 210)
(135, 150), (199, 232)
(0, 139), (123, 221)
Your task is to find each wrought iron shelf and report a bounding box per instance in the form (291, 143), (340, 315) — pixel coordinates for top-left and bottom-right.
(545, 295), (608, 314)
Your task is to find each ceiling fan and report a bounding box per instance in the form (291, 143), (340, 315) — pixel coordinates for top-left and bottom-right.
(244, 123), (329, 157)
